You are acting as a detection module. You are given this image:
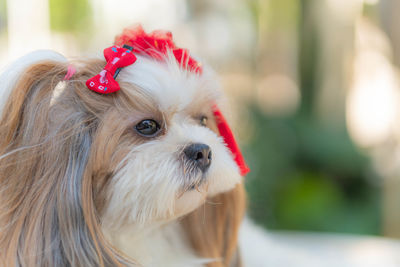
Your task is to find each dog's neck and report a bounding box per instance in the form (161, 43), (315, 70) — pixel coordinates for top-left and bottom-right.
(103, 221), (212, 267)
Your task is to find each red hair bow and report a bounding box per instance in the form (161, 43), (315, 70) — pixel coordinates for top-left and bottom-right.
(115, 25), (202, 73)
(86, 45), (137, 94)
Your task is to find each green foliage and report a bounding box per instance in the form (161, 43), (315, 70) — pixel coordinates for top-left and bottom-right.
(245, 109), (381, 235)
(276, 171), (344, 231)
(49, 0), (91, 32)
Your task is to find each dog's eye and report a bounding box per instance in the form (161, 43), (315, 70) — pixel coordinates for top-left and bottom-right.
(199, 116), (208, 127)
(135, 119), (161, 137)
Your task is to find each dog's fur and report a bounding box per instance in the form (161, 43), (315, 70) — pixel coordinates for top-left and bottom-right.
(0, 46), (246, 267)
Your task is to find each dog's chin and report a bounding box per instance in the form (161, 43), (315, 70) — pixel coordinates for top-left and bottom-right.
(163, 154), (243, 220)
(174, 186), (208, 217)
(174, 172), (241, 217)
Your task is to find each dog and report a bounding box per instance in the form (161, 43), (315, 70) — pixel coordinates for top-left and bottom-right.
(0, 25), (249, 267)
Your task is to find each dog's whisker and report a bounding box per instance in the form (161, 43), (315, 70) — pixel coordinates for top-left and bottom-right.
(176, 190), (186, 199)
(204, 200), (222, 206)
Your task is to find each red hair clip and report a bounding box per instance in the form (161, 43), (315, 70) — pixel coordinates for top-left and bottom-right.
(86, 45), (136, 94)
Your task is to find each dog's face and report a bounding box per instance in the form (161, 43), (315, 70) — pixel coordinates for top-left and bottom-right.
(81, 55), (242, 229)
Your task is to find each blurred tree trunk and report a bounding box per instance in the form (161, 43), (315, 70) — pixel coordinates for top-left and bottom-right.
(298, 0), (356, 125)
(298, 0), (319, 117)
(380, 0), (400, 67)
(382, 177), (400, 238)
(379, 0), (400, 238)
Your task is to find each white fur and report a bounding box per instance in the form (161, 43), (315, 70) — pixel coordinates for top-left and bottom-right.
(105, 222), (213, 267)
(0, 50), (66, 115)
(119, 53), (222, 111)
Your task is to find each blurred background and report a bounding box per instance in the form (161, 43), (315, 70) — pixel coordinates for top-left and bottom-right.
(1, 0), (400, 242)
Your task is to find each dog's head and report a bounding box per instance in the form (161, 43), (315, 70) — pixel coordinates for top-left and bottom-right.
(0, 26), (247, 267)
(98, 52), (243, 228)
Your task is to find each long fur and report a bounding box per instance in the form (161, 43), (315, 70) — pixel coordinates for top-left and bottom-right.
(0, 49), (246, 267)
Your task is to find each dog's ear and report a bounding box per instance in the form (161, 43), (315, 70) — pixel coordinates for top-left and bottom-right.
(0, 53), (131, 267)
(0, 50), (66, 147)
(182, 184), (246, 267)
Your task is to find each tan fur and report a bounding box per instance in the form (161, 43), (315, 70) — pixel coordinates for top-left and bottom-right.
(0, 61), (132, 266)
(182, 184), (246, 267)
(0, 58), (246, 266)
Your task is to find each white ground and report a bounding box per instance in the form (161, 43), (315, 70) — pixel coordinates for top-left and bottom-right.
(240, 218), (400, 267)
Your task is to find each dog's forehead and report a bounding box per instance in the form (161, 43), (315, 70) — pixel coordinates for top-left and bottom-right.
(119, 55), (221, 112)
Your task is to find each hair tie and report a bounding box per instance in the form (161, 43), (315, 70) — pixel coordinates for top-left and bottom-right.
(63, 65), (76, 81)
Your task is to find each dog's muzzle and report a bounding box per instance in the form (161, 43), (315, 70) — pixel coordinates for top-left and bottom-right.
(184, 143), (212, 173)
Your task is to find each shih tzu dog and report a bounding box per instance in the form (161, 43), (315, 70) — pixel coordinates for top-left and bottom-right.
(0, 25), (249, 267)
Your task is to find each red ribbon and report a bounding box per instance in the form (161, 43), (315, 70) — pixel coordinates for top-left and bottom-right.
(86, 45), (137, 94)
(213, 106), (250, 176)
(115, 25), (202, 74)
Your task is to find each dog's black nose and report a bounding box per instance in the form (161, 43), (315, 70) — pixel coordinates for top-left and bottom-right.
(184, 143), (212, 172)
